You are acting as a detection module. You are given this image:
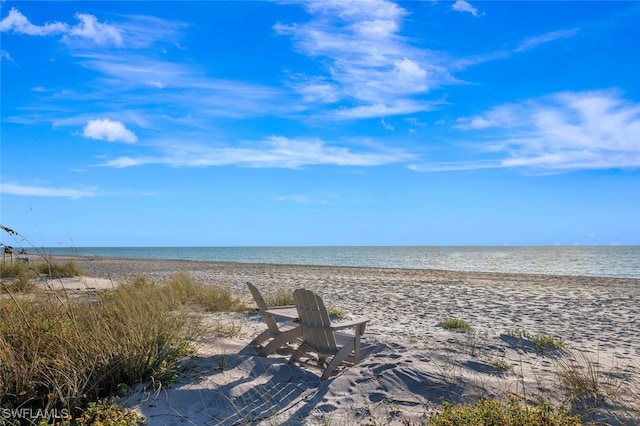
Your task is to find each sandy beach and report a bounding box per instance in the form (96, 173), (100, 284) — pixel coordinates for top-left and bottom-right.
(50, 256), (640, 425)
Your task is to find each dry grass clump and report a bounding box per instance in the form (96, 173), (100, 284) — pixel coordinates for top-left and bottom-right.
(1, 260), (84, 293)
(34, 259), (85, 279)
(0, 272), (244, 422)
(163, 272), (246, 312)
(264, 288), (294, 307)
(555, 350), (623, 408)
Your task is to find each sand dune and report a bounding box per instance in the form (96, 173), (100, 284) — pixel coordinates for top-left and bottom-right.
(53, 256), (640, 424)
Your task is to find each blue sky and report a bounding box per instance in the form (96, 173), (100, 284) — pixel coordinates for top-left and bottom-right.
(1, 1), (639, 247)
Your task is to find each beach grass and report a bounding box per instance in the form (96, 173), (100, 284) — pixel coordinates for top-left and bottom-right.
(555, 349), (628, 410)
(1, 259), (84, 293)
(264, 287), (295, 307)
(0, 272), (246, 423)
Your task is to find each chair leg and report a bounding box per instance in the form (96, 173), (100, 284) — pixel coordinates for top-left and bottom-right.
(321, 341), (355, 380)
(289, 343), (311, 364)
(258, 326), (302, 356)
(250, 330), (271, 346)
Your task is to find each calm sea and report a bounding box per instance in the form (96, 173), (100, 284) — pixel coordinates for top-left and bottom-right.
(40, 246), (639, 279)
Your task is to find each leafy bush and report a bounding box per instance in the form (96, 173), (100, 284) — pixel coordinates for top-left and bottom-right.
(530, 333), (566, 352)
(429, 397), (582, 425)
(439, 317), (474, 333)
(505, 328), (566, 353)
(327, 306), (349, 320)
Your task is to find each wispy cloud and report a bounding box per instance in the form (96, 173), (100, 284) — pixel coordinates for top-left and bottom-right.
(68, 52), (285, 119)
(0, 8), (122, 46)
(1, 49), (16, 64)
(275, 0), (455, 119)
(273, 194), (335, 204)
(98, 136), (416, 169)
(83, 118), (138, 143)
(411, 90), (640, 172)
(0, 183), (97, 199)
(452, 0), (479, 17)
(516, 29), (579, 52)
(114, 14), (188, 49)
(452, 28), (579, 70)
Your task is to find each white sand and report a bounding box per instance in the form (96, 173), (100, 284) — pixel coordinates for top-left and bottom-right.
(51, 256), (640, 424)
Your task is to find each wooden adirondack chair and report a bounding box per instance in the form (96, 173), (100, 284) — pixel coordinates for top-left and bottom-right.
(290, 288), (369, 379)
(247, 283), (302, 356)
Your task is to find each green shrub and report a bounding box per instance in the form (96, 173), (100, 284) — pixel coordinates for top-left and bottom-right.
(327, 306), (349, 320)
(530, 333), (566, 352)
(439, 318), (474, 333)
(505, 329), (566, 353)
(489, 357), (512, 374)
(72, 399), (145, 425)
(506, 328), (529, 340)
(429, 397), (582, 425)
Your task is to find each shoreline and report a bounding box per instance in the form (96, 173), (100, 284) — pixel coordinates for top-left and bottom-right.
(52, 254), (640, 359)
(31, 244), (640, 280)
(50, 253), (640, 283)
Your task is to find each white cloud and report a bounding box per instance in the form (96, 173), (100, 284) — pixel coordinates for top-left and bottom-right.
(72, 53), (283, 118)
(83, 118), (138, 143)
(0, 8), (122, 46)
(65, 13), (123, 46)
(275, 0), (453, 118)
(451, 28), (578, 70)
(273, 195), (333, 204)
(334, 100), (437, 119)
(380, 118), (395, 131)
(516, 29), (579, 52)
(0, 49), (15, 64)
(452, 0), (479, 17)
(99, 135), (415, 169)
(0, 183), (97, 200)
(0, 8), (67, 35)
(414, 90), (640, 172)
(114, 15), (187, 49)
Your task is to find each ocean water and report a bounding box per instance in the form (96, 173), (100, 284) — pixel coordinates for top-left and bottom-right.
(40, 246), (640, 279)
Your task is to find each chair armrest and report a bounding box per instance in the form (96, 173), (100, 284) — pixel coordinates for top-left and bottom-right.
(329, 317), (369, 331)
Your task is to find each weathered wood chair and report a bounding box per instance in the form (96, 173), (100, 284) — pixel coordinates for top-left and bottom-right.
(290, 288), (369, 379)
(247, 283), (302, 356)
(2, 245), (14, 265)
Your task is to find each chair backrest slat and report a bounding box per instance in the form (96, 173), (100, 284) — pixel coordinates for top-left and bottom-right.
(247, 283), (280, 334)
(293, 288), (336, 352)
